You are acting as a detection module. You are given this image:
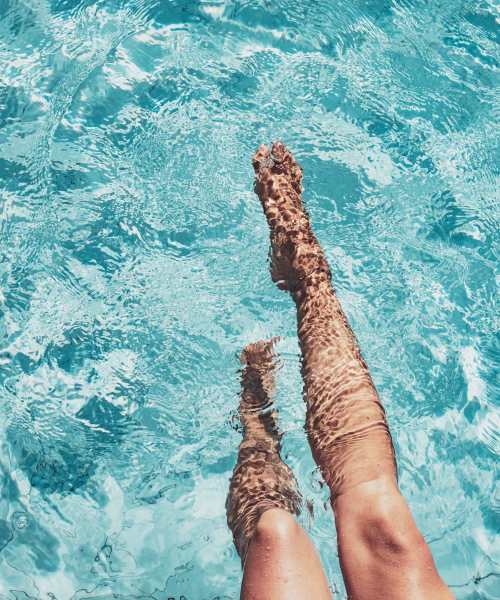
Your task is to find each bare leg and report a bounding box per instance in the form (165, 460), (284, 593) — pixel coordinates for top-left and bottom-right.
(252, 143), (453, 600)
(227, 340), (331, 599)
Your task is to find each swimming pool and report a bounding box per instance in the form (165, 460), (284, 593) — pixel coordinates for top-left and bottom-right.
(0, 0), (498, 597)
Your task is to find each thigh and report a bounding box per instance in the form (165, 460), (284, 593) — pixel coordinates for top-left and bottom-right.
(241, 509), (332, 600)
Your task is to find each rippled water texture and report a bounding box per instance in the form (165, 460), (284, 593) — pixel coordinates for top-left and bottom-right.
(0, 0), (499, 597)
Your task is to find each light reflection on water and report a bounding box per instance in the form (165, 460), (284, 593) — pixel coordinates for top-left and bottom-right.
(0, 0), (498, 597)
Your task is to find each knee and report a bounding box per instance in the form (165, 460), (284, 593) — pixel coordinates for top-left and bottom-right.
(360, 501), (425, 560)
(253, 508), (300, 548)
(336, 481), (429, 564)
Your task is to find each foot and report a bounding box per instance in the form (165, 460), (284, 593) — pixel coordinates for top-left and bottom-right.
(252, 142), (331, 292)
(240, 338), (280, 411)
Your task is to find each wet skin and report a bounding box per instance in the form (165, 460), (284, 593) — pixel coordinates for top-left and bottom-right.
(227, 143), (454, 599)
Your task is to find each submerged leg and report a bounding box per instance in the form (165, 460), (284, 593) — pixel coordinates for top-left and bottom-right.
(253, 142), (453, 600)
(227, 340), (331, 599)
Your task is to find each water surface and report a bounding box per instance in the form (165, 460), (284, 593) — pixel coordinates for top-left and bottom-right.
(0, 0), (498, 598)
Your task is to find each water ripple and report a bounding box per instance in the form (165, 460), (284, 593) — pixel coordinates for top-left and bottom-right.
(0, 0), (498, 597)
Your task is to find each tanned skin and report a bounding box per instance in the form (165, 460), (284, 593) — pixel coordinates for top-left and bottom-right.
(227, 142), (453, 600)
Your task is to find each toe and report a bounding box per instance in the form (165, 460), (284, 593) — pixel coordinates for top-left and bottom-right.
(240, 338), (280, 367)
(271, 141), (286, 162)
(253, 144), (271, 175)
(271, 141), (303, 194)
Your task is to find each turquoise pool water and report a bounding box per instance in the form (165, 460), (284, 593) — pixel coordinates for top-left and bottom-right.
(0, 0), (498, 597)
